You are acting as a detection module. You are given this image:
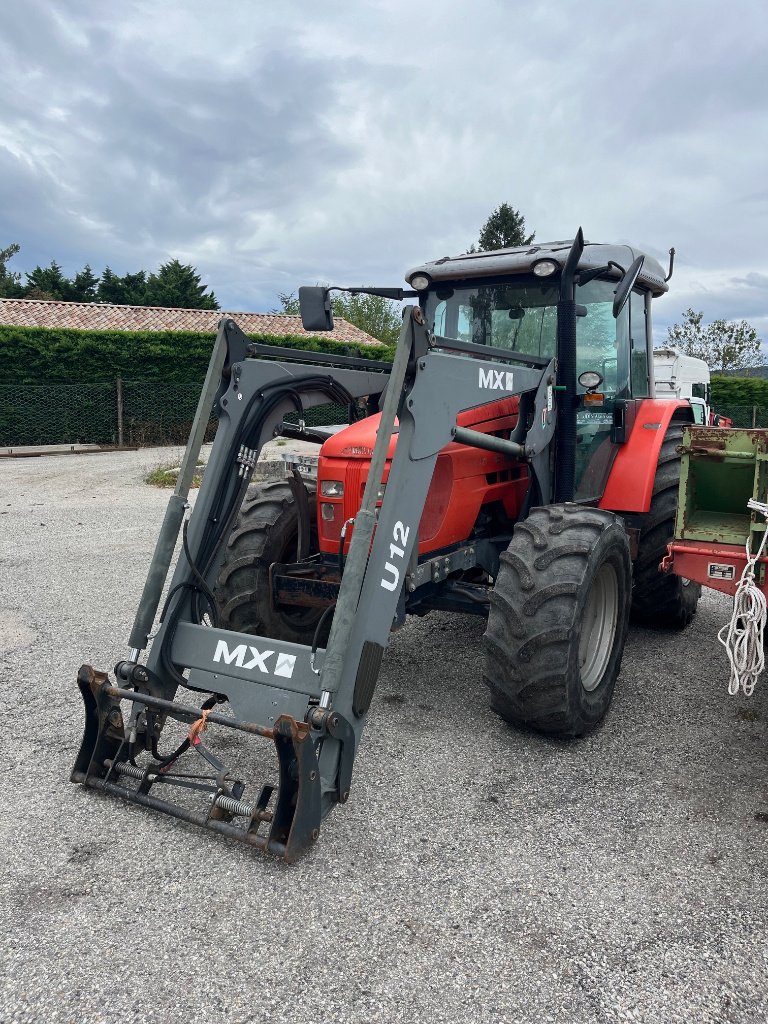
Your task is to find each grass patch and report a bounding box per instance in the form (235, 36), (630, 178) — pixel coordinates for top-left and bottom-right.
(736, 706), (762, 723)
(145, 463), (205, 488)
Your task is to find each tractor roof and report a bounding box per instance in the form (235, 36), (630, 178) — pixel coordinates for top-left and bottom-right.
(406, 239), (669, 297)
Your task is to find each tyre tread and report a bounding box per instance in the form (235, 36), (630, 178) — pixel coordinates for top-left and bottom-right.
(483, 504), (631, 738)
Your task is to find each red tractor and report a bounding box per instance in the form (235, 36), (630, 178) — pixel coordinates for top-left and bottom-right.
(73, 229), (702, 859)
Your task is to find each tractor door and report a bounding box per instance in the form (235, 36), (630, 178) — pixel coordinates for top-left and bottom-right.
(573, 284), (648, 501)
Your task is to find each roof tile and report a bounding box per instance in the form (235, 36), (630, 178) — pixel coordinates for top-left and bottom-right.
(0, 297), (381, 346)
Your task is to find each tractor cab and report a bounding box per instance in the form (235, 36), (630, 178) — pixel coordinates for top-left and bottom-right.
(310, 237), (680, 591)
(404, 240), (669, 502)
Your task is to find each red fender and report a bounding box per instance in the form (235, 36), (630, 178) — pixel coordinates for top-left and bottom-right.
(599, 399), (692, 514)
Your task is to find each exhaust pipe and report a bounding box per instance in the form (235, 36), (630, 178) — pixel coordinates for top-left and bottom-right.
(554, 228), (584, 503)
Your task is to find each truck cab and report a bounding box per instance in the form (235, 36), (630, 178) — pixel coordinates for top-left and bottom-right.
(652, 346), (711, 424)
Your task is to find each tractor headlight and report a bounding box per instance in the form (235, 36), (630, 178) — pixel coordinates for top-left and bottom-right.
(409, 273), (431, 291)
(532, 259), (558, 277)
(321, 479), (344, 497)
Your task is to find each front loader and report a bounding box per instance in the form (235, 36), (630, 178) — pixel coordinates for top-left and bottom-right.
(73, 230), (699, 860)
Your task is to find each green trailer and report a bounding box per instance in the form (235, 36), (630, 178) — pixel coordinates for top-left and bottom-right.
(663, 425), (768, 694)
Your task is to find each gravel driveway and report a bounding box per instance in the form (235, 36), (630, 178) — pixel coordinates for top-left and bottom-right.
(1, 448), (766, 1024)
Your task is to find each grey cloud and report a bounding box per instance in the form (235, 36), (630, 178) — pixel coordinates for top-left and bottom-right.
(1, 1), (367, 279)
(1, 0), (767, 323)
(732, 273), (768, 289)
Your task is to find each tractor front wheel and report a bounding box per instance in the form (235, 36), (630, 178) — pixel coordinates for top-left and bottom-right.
(483, 504), (632, 738)
(214, 478), (324, 644)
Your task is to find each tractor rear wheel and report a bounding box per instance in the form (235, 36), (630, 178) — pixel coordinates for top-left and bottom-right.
(483, 504), (632, 738)
(214, 478), (324, 644)
(631, 425), (701, 628)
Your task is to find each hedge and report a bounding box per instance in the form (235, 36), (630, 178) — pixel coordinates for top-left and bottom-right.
(710, 375), (768, 408)
(0, 324), (394, 387)
(0, 325), (395, 447)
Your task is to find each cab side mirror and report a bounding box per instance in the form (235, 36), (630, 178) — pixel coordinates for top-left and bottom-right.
(299, 286), (334, 332)
(613, 256), (644, 318)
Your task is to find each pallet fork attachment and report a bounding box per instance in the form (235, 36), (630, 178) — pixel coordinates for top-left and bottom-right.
(72, 300), (558, 859)
(72, 665), (322, 861)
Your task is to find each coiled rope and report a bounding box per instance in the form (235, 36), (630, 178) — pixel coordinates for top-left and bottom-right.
(717, 499), (768, 696)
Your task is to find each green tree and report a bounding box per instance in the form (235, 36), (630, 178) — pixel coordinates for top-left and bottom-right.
(22, 260), (96, 301)
(274, 291), (300, 314)
(274, 289), (401, 345)
(668, 308), (763, 373)
(98, 267), (148, 305)
(331, 292), (402, 346)
(144, 259), (219, 310)
(3, 251), (220, 308)
(472, 202), (535, 252)
(0, 243), (23, 298)
(24, 260), (70, 300)
(71, 264), (99, 302)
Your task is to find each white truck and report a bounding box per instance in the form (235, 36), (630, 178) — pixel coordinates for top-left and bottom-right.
(653, 346), (711, 424)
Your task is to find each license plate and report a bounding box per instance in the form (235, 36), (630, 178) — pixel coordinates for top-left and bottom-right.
(707, 563), (735, 580)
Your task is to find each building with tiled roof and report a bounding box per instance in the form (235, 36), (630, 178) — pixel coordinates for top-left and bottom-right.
(0, 297), (381, 346)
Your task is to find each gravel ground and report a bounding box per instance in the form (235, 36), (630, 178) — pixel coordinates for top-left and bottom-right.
(1, 448), (767, 1024)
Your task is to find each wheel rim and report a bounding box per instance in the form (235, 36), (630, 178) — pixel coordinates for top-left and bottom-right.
(578, 562), (619, 692)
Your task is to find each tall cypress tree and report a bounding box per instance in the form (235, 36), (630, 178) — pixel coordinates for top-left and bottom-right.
(473, 203), (535, 252)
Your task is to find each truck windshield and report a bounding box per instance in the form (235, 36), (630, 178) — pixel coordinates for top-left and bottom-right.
(426, 275), (629, 396)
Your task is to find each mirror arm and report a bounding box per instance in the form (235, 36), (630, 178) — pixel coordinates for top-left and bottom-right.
(665, 247), (675, 282)
(334, 286), (418, 300)
(575, 265), (611, 287)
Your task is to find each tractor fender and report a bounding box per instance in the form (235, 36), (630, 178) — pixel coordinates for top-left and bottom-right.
(599, 399), (693, 514)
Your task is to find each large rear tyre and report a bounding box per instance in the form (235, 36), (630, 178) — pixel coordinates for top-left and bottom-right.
(213, 478), (323, 644)
(483, 504), (632, 738)
(631, 425), (701, 629)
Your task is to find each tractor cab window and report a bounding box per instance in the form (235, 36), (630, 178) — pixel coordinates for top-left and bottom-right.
(574, 278), (630, 399)
(428, 276), (633, 393)
(630, 290), (649, 397)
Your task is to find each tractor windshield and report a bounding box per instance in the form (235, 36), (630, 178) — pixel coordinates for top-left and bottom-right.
(429, 278), (559, 358)
(426, 275), (632, 397)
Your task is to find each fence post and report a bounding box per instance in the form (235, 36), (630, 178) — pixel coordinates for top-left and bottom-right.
(753, 405), (758, 428)
(116, 377), (124, 447)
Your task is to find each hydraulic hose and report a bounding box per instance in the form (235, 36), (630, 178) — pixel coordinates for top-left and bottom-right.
(158, 373), (356, 690)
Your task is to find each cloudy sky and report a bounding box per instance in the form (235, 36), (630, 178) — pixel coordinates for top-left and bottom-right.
(2, 0), (767, 343)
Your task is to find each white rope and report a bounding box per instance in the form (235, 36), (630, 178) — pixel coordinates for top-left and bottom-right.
(717, 499), (768, 696)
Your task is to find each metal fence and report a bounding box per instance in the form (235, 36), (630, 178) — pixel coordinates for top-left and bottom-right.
(0, 379), (355, 449)
(4, 380), (762, 449)
(713, 404), (768, 428)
